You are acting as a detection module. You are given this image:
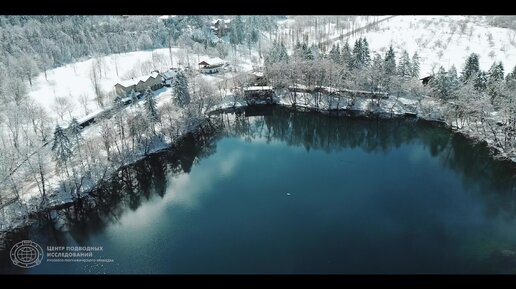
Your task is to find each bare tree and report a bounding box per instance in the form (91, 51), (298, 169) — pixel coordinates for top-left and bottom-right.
(78, 93), (91, 115)
(52, 96), (75, 121)
(90, 62), (104, 108)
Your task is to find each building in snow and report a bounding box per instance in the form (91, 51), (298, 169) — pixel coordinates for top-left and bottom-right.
(420, 75), (433, 86)
(161, 69), (178, 87)
(114, 71), (164, 96)
(250, 71), (267, 86)
(244, 86), (275, 104)
(210, 19), (232, 38)
(198, 57), (225, 74)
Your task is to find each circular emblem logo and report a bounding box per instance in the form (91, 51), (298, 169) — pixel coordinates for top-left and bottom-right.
(10, 240), (44, 268)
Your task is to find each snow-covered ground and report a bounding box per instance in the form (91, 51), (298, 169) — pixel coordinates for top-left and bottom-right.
(280, 16), (516, 77)
(27, 46), (258, 125)
(3, 15), (516, 243)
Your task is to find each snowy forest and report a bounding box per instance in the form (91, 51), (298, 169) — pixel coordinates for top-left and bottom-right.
(1, 15), (516, 242)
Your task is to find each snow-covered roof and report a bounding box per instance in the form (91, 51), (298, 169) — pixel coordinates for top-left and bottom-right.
(224, 19), (231, 24)
(288, 83), (309, 90)
(244, 86), (274, 91)
(161, 70), (177, 79)
(199, 57), (224, 66)
(159, 15), (176, 20)
(117, 71), (161, 88)
(77, 109), (104, 124)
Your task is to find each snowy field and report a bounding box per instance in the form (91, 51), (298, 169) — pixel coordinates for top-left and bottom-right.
(3, 15), (516, 240)
(27, 47), (258, 125)
(28, 15), (516, 127)
(280, 15), (516, 78)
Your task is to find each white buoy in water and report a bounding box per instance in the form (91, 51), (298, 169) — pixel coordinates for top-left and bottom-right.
(286, 193), (291, 196)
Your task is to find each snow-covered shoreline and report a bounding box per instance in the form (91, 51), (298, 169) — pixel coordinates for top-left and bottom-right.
(3, 89), (516, 246)
(0, 116), (212, 246)
(211, 91), (516, 164)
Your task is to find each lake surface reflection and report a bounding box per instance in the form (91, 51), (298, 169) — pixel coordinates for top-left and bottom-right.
(1, 106), (516, 274)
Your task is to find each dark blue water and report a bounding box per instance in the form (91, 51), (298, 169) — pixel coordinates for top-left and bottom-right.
(2, 107), (516, 274)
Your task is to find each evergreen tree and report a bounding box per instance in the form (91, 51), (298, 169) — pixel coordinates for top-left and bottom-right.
(398, 50), (411, 78)
(264, 41), (289, 67)
(411, 52), (420, 78)
(173, 71), (190, 107)
(144, 87), (160, 123)
(431, 66), (450, 99)
(341, 41), (352, 69)
(129, 90), (139, 106)
(278, 42), (289, 63)
(68, 118), (83, 146)
(351, 38), (362, 69)
(447, 65), (460, 93)
(229, 27), (239, 46)
(506, 65), (516, 82)
(461, 53), (480, 83)
(305, 43), (315, 60)
(487, 61), (505, 103)
(488, 61), (504, 81)
(361, 38), (370, 66)
(293, 41), (304, 60)
(370, 53), (384, 91)
(329, 43), (341, 64)
(384, 45), (397, 76)
(250, 29), (259, 44)
(296, 43), (313, 60)
(233, 16), (244, 44)
(51, 125), (73, 169)
(473, 71), (488, 91)
(506, 65), (516, 91)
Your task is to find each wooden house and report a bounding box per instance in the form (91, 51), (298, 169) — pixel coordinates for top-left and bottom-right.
(114, 71), (164, 96)
(198, 57), (225, 74)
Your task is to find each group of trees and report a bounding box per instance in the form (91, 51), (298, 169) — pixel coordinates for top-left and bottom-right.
(262, 35), (516, 158)
(264, 37), (424, 107)
(429, 53), (509, 103)
(428, 53), (516, 154)
(0, 15), (279, 222)
(45, 70), (209, 208)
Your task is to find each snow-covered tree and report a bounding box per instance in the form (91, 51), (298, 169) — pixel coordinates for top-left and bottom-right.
(351, 37), (370, 70)
(233, 16), (245, 44)
(68, 118), (83, 146)
(411, 52), (420, 78)
(398, 50), (412, 78)
(361, 38), (371, 67)
(369, 53), (384, 91)
(487, 61), (505, 104)
(265, 41), (289, 67)
(144, 87), (160, 123)
(473, 71), (488, 91)
(506, 65), (516, 91)
(447, 65), (461, 93)
(431, 66), (452, 99)
(19, 53), (39, 86)
(461, 53), (480, 83)
(173, 71), (190, 107)
(488, 61), (505, 81)
(341, 41), (352, 69)
(51, 125), (73, 171)
(384, 45), (397, 76)
(329, 43), (341, 64)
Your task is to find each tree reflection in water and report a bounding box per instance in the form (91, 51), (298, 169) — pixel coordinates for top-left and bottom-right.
(2, 106), (515, 273)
